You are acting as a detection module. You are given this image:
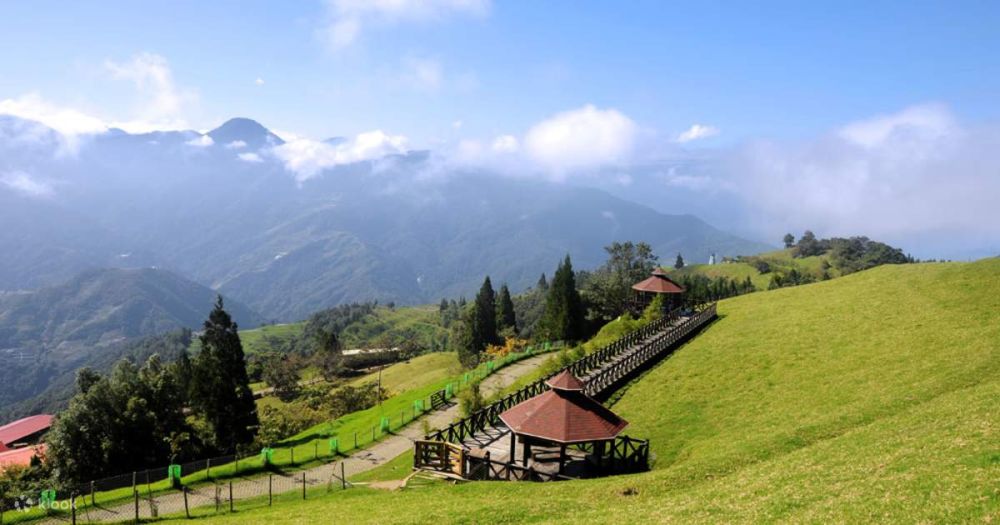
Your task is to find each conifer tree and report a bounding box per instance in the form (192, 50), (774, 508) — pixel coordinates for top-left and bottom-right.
(471, 276), (499, 353)
(674, 253), (685, 269)
(540, 255), (585, 342)
(496, 283), (517, 333)
(190, 296), (259, 452)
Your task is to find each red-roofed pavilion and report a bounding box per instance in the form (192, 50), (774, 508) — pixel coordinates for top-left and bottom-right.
(499, 370), (628, 474)
(630, 268), (685, 312)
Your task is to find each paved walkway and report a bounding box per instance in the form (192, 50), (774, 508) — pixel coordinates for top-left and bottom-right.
(62, 354), (551, 523)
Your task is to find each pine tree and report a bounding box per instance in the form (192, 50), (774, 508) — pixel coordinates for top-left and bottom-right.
(190, 296), (259, 452)
(537, 273), (548, 290)
(674, 253), (685, 269)
(540, 255), (585, 342)
(783, 233), (795, 248)
(496, 284), (517, 333)
(471, 276), (499, 353)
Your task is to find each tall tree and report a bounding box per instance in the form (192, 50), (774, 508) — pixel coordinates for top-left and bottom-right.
(581, 241), (658, 322)
(674, 253), (685, 269)
(496, 283), (517, 333)
(783, 233), (795, 248)
(539, 255), (585, 342)
(471, 276), (499, 352)
(190, 296), (259, 452)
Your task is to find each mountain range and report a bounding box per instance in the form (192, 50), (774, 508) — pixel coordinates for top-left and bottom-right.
(1, 116), (770, 323)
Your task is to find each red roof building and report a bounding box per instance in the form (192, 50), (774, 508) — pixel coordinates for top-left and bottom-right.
(500, 371), (628, 444)
(0, 444), (46, 470)
(631, 268), (685, 294)
(0, 415), (54, 448)
(498, 371), (629, 473)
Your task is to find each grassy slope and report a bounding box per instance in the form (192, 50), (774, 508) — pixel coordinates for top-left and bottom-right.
(338, 305), (448, 350)
(672, 248), (834, 289)
(348, 352), (461, 394)
(184, 260), (1000, 523)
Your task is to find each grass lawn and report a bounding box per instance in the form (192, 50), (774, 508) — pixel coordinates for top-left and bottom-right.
(348, 352), (461, 395)
(166, 259), (998, 523)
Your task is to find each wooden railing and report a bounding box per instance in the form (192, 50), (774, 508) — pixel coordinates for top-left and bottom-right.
(413, 440), (465, 476)
(426, 303), (717, 445)
(583, 304), (717, 396)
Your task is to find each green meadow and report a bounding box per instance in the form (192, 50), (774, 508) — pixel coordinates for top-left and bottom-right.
(175, 259), (998, 523)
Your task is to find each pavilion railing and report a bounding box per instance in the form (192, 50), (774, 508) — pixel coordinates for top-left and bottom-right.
(426, 303), (717, 445)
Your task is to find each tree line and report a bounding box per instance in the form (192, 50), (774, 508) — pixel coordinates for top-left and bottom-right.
(43, 297), (260, 485)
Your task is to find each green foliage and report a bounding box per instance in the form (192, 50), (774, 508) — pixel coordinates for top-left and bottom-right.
(783, 232), (795, 248)
(472, 276), (500, 352)
(674, 253), (685, 269)
(46, 355), (195, 484)
(495, 284), (517, 333)
(581, 241), (658, 324)
(189, 296), (259, 452)
(458, 380), (484, 417)
(538, 255), (585, 342)
(262, 354), (302, 401)
(187, 260), (999, 524)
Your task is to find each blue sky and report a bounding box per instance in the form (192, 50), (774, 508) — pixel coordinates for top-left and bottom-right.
(1, 1), (998, 258)
(1, 0), (997, 144)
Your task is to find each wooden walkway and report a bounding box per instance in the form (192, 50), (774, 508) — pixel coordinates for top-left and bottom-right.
(456, 314), (693, 472)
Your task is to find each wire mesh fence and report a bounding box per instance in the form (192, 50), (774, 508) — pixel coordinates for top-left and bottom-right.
(0, 462), (352, 524)
(0, 344), (564, 524)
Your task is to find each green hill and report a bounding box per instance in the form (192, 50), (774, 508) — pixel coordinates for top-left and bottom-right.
(670, 248), (834, 290)
(183, 259), (999, 523)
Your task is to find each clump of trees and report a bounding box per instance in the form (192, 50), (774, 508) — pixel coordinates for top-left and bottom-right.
(676, 274), (756, 304)
(580, 242), (658, 325)
(45, 297), (260, 485)
(538, 256), (586, 343)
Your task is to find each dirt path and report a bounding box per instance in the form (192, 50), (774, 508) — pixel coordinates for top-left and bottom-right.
(69, 354), (551, 523)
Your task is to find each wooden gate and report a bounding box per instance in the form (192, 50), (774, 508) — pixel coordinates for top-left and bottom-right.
(413, 440), (465, 476)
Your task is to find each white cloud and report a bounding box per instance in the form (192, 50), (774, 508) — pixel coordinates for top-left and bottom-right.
(320, 0), (490, 51)
(491, 134), (518, 153)
(185, 134), (214, 147)
(1, 171), (53, 197)
(225, 140), (247, 149)
(837, 103), (954, 149)
(272, 129), (408, 181)
(0, 93), (107, 136)
(104, 53), (196, 129)
(401, 57), (443, 92)
(238, 152), (263, 163)
(728, 104), (1000, 244)
(255, 77), (265, 86)
(524, 105), (638, 177)
(452, 120), (463, 129)
(676, 124), (719, 143)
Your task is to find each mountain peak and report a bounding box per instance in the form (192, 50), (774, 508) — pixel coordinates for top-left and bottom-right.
(207, 117), (284, 149)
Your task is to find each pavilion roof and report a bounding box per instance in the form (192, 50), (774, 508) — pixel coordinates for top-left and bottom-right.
(499, 374), (628, 443)
(631, 269), (685, 294)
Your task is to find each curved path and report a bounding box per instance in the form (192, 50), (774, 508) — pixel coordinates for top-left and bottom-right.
(65, 354), (551, 523)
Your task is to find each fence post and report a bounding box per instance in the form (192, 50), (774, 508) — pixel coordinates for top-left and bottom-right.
(341, 462), (346, 490)
(183, 487), (189, 519)
(268, 475), (273, 506)
(302, 472), (307, 499)
(206, 458), (211, 479)
(71, 493), (76, 525)
(215, 484), (220, 513)
(90, 481), (95, 506)
(290, 448), (295, 465)
(229, 481), (233, 512)
(133, 489), (139, 524)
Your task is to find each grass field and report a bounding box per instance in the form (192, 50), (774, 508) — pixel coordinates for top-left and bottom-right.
(176, 259), (998, 523)
(671, 248), (835, 290)
(338, 305), (448, 350)
(348, 352), (461, 395)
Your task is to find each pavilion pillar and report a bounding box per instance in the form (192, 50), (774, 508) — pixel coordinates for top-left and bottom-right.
(509, 432), (516, 463)
(522, 441), (531, 467)
(558, 444), (567, 475)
